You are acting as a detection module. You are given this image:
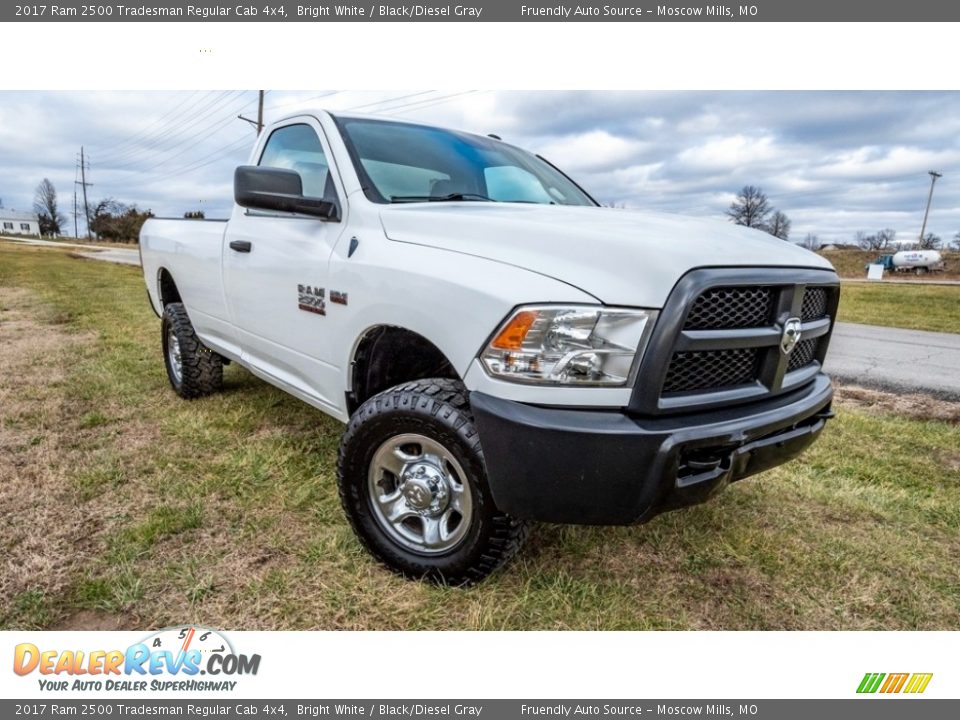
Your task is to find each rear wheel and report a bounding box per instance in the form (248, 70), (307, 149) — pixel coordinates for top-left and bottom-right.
(337, 379), (530, 585)
(161, 302), (223, 399)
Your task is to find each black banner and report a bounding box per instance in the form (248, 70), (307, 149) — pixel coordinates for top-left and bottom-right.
(5, 0), (960, 22)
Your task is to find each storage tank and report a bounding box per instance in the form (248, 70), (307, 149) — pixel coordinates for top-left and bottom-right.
(892, 250), (943, 270)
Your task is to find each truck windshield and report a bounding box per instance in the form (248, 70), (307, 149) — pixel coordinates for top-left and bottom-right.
(335, 116), (597, 206)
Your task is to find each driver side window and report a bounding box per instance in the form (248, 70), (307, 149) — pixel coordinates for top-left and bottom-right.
(258, 123), (336, 201)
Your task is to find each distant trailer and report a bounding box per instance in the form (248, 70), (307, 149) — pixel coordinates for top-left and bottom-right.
(869, 250), (944, 275)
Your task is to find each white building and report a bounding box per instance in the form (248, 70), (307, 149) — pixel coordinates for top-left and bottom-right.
(0, 210), (41, 236)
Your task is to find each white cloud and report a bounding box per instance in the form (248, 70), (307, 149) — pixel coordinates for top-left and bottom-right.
(677, 134), (780, 172)
(536, 130), (649, 172)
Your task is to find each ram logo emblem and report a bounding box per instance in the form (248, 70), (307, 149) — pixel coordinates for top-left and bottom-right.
(780, 317), (802, 355)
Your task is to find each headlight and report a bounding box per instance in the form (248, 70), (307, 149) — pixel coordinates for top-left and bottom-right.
(480, 305), (656, 386)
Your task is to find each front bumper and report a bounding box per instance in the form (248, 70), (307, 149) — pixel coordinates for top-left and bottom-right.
(471, 374), (834, 525)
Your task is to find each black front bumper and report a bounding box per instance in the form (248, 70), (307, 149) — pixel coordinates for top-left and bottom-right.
(471, 374), (834, 525)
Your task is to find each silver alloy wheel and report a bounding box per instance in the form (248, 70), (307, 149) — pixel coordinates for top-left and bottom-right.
(367, 433), (474, 555)
(167, 327), (183, 384)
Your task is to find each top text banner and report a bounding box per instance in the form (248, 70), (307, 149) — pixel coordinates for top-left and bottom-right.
(7, 0), (960, 22)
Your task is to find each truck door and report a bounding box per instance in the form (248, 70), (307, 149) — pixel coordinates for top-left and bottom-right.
(222, 119), (347, 414)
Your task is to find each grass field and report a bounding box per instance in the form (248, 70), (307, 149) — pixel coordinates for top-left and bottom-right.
(1, 243), (959, 631)
(836, 283), (960, 334)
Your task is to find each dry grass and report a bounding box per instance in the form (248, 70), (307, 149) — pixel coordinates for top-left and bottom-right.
(0, 288), (95, 621)
(820, 248), (960, 280)
(1, 242), (959, 631)
(835, 384), (960, 424)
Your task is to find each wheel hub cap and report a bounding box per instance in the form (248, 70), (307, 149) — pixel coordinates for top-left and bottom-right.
(167, 328), (183, 383)
(401, 464), (449, 515)
(367, 433), (474, 555)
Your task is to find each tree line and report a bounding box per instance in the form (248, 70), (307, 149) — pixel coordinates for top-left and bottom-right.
(726, 184), (960, 251)
(31, 178), (153, 243)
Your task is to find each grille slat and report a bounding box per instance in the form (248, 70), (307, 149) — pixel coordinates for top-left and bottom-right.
(683, 287), (772, 330)
(663, 348), (759, 393)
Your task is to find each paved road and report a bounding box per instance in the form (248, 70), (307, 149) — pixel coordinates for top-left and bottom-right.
(76, 247), (141, 266)
(825, 322), (960, 399)
(1, 235), (140, 266)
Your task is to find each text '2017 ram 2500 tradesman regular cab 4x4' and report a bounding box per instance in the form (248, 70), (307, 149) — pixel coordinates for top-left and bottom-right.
(140, 110), (840, 584)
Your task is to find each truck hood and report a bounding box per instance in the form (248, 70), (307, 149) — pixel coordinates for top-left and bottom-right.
(379, 203), (834, 307)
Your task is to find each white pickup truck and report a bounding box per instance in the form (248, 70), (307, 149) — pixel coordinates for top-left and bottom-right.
(140, 109), (839, 584)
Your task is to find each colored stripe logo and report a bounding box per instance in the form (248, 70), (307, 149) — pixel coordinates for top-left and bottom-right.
(857, 672), (933, 694)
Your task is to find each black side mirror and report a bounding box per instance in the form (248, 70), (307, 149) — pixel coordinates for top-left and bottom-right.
(234, 166), (339, 220)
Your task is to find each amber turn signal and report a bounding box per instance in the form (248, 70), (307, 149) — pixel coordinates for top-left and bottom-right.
(490, 310), (538, 350)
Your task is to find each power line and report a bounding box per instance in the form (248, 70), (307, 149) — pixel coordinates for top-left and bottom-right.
(387, 90), (483, 115)
(93, 90), (226, 162)
(345, 90), (437, 112)
(263, 90), (339, 112)
(93, 91), (209, 160)
(97, 91), (246, 166)
(106, 91), (251, 168)
(103, 91), (482, 200)
(132, 96), (259, 173)
(123, 133), (253, 186)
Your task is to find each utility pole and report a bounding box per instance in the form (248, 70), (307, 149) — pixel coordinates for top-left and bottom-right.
(918, 170), (942, 246)
(238, 90), (266, 134)
(76, 147), (93, 240)
(258, 89), (264, 133)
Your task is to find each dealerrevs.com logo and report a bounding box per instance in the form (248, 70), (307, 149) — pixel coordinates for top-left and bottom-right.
(13, 626), (261, 692)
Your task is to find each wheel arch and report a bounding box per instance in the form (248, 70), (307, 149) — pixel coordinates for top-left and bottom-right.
(157, 267), (182, 308)
(347, 325), (460, 415)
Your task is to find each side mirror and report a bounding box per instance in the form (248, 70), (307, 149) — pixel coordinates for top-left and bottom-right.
(234, 166), (339, 220)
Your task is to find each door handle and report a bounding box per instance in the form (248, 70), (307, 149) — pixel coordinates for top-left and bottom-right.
(229, 240), (252, 253)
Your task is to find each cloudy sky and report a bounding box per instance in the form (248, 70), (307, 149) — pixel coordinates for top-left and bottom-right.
(1, 90), (958, 245)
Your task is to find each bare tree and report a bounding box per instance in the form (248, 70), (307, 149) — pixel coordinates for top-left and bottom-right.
(766, 210), (791, 240)
(918, 232), (942, 250)
(726, 185), (772, 229)
(33, 178), (65, 236)
(951, 231), (960, 251)
(855, 228), (896, 251)
(800, 233), (821, 251)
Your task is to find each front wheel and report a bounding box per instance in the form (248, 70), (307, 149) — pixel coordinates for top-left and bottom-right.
(337, 379), (530, 585)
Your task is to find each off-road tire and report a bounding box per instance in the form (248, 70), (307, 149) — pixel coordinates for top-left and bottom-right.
(161, 302), (224, 399)
(337, 378), (531, 585)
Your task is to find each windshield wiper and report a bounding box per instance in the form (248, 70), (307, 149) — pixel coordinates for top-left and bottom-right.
(390, 192), (495, 203)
